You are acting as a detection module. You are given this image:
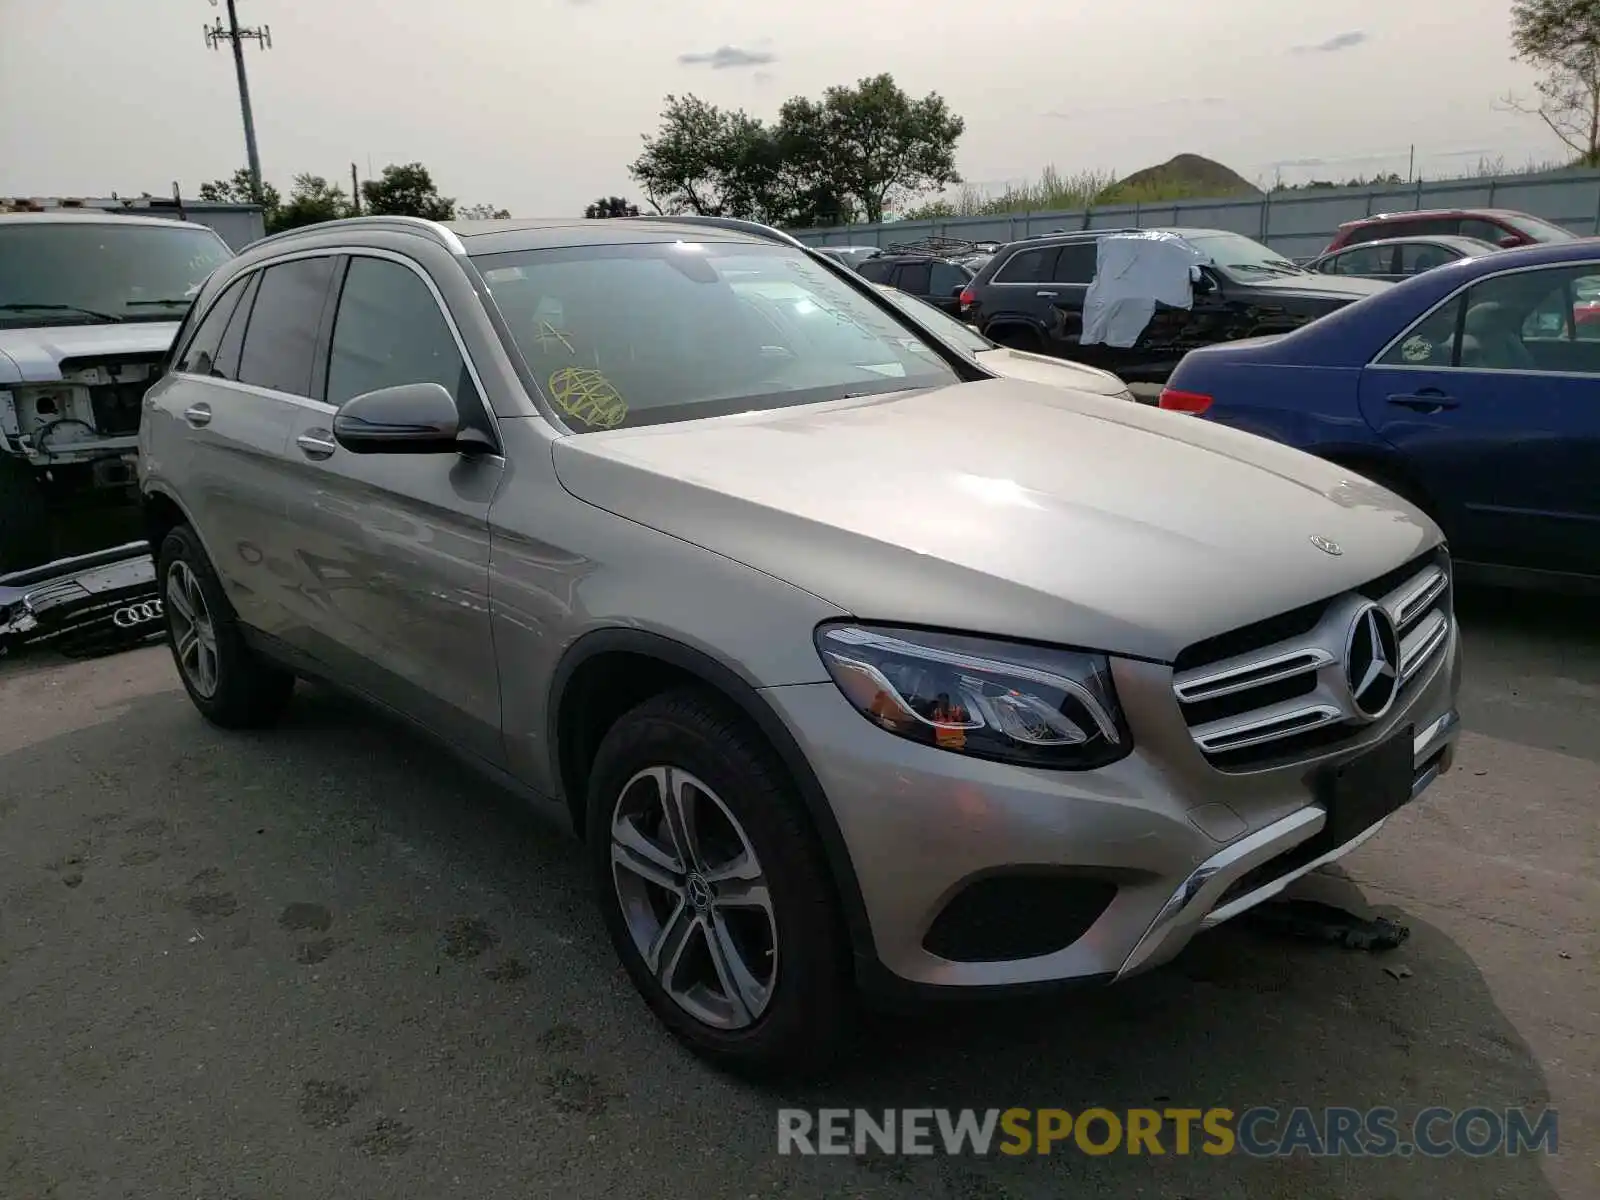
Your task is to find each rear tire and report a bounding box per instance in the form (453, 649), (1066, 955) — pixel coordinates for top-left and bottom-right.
(586, 687), (853, 1080)
(0, 456), (51, 576)
(157, 524), (294, 728)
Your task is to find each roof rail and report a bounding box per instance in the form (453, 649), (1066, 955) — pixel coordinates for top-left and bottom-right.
(882, 234), (1000, 258)
(243, 214), (466, 255)
(627, 213), (810, 250)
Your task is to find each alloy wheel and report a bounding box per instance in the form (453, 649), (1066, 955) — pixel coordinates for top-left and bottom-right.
(609, 765), (778, 1030)
(166, 559), (220, 698)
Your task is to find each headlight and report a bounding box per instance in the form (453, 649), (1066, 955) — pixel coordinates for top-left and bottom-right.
(815, 623), (1130, 770)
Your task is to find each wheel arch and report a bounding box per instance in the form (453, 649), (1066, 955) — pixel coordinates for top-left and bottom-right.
(547, 626), (877, 974)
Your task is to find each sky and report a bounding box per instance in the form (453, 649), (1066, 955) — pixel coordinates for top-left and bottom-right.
(0, 0), (1566, 219)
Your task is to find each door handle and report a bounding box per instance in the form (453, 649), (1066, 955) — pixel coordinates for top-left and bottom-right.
(295, 429), (338, 459)
(1386, 391), (1458, 414)
(1036, 290), (1059, 298)
(183, 403), (212, 427)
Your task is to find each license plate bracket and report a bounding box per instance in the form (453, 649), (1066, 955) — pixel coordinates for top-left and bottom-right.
(1317, 724), (1415, 847)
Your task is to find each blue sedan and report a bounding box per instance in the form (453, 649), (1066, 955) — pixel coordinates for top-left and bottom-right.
(1160, 239), (1600, 588)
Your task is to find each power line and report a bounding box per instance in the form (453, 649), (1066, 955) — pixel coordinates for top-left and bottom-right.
(204, 0), (272, 203)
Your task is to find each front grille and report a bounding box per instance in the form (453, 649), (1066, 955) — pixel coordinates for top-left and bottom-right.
(1172, 546), (1452, 771)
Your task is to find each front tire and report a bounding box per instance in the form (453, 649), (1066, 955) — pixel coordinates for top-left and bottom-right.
(157, 524), (295, 728)
(587, 687), (852, 1079)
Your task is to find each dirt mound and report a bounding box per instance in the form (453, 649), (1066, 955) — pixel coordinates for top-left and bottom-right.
(1100, 153), (1262, 203)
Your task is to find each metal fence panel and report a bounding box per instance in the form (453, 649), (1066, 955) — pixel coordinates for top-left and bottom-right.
(786, 167), (1600, 257)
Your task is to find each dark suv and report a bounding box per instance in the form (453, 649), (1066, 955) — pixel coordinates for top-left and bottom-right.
(856, 237), (998, 314)
(960, 226), (1389, 384)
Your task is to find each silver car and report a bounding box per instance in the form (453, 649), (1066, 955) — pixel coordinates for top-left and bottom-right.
(140, 215), (1462, 1077)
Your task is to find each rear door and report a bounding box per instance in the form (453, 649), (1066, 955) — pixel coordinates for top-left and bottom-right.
(149, 255), (339, 634)
(927, 260), (969, 314)
(278, 252), (506, 764)
(980, 242), (1062, 347)
(1357, 260), (1600, 576)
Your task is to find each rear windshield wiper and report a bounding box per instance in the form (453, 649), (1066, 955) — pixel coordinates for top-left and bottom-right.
(124, 298), (194, 308)
(0, 302), (123, 322)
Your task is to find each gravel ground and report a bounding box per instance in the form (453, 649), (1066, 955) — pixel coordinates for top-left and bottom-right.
(1, 586), (1595, 1200)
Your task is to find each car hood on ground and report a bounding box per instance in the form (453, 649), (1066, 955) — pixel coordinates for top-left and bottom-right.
(1236, 272), (1391, 301)
(973, 347), (1130, 396)
(552, 379), (1440, 662)
(0, 322), (180, 384)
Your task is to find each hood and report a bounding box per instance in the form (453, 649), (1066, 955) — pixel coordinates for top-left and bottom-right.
(973, 347), (1129, 396)
(552, 380), (1440, 662)
(0, 322), (180, 384)
(1237, 272), (1391, 301)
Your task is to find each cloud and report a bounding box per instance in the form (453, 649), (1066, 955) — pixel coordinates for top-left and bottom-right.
(677, 45), (776, 69)
(1272, 156), (1331, 168)
(753, 70), (774, 85)
(1294, 31), (1367, 54)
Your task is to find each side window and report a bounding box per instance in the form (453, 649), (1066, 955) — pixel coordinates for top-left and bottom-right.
(1328, 246), (1389, 276)
(1459, 218), (1510, 246)
(327, 256), (472, 413)
(173, 275), (249, 376)
(857, 259), (894, 284)
(894, 262), (932, 295)
(236, 257), (338, 397)
(1052, 242), (1099, 283)
(211, 272), (260, 383)
(1378, 297), (1463, 367)
(929, 261), (967, 296)
(995, 245), (1062, 283)
(1397, 243), (1453, 275)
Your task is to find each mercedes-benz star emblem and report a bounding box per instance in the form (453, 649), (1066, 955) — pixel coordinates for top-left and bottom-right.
(1344, 602), (1401, 720)
(685, 873), (713, 913)
(1309, 535), (1343, 556)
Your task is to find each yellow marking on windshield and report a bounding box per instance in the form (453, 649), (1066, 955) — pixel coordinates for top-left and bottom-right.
(548, 367), (627, 429)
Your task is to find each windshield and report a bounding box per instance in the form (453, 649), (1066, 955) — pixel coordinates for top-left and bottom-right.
(873, 284), (993, 353)
(1503, 213), (1578, 243)
(1181, 231), (1308, 281)
(473, 240), (959, 431)
(0, 222), (234, 328)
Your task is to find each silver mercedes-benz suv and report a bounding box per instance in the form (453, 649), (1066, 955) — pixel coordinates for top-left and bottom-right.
(139, 214), (1461, 1077)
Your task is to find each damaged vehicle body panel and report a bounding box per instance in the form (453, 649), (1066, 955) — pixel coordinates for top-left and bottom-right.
(0, 540), (164, 659)
(0, 212), (234, 572)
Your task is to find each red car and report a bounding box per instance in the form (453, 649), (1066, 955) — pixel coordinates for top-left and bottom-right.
(1322, 208), (1578, 255)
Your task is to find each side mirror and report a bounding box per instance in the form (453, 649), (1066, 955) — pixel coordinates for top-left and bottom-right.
(1190, 266), (1216, 294)
(951, 284), (965, 297)
(333, 382), (464, 454)
(1497, 234), (1521, 249)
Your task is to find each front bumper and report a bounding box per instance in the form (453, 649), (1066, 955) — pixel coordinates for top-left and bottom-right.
(763, 619), (1461, 994)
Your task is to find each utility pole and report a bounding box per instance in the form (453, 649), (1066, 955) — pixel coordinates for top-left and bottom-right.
(350, 163), (361, 215)
(204, 1), (272, 204)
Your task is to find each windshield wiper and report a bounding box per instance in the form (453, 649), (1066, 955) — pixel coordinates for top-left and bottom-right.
(0, 302), (123, 322)
(1227, 263), (1303, 278)
(124, 298), (194, 308)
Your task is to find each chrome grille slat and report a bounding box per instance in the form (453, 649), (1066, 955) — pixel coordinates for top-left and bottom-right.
(1384, 566), (1448, 631)
(1173, 647), (1334, 704)
(1399, 609), (1449, 685)
(1173, 549), (1454, 768)
(1192, 703), (1344, 754)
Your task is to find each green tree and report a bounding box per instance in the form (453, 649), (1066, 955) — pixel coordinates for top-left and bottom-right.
(458, 202), (512, 220)
(198, 167), (281, 219)
(1507, 0), (1600, 166)
(627, 94), (779, 218)
(272, 174), (350, 232)
(584, 196), (641, 218)
(784, 74), (963, 223)
(360, 163), (456, 220)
